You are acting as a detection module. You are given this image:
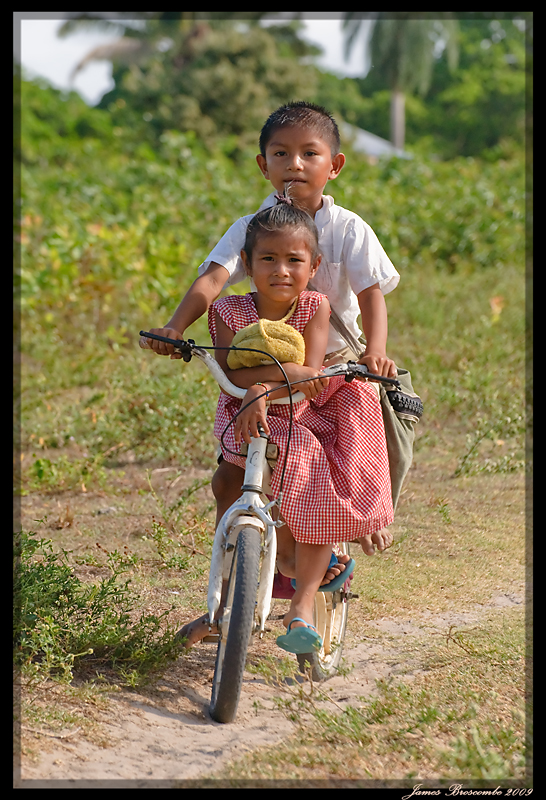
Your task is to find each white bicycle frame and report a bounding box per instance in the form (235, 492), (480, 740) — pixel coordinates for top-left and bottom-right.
(190, 345), (306, 635)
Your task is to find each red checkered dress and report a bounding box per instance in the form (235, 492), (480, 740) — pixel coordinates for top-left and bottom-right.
(209, 291), (394, 544)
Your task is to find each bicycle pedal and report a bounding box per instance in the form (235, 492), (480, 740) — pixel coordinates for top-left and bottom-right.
(202, 634), (220, 643)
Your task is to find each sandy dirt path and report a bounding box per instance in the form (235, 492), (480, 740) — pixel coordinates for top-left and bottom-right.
(15, 587), (523, 788)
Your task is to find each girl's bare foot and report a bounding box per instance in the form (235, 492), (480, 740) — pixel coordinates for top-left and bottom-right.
(353, 528), (393, 556)
(320, 552), (352, 585)
(176, 614), (218, 648)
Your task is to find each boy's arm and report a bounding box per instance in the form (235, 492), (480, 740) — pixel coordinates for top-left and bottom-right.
(357, 283), (397, 378)
(141, 261), (229, 357)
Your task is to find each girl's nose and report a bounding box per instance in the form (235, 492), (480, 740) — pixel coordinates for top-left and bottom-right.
(273, 260), (290, 275)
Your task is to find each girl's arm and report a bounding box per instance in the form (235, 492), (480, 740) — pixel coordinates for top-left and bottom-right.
(214, 298), (331, 445)
(214, 298), (330, 397)
(357, 283), (397, 378)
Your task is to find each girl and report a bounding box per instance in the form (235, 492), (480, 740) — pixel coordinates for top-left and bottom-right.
(208, 196), (394, 654)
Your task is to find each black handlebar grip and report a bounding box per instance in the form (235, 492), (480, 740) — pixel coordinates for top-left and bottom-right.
(139, 331), (193, 361)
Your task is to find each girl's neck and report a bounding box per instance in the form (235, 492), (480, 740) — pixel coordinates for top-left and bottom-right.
(252, 292), (300, 321)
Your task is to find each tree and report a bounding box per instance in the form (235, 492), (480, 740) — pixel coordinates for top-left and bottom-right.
(60, 12), (273, 80)
(342, 12), (459, 150)
(55, 13), (320, 153)
(344, 15), (527, 158)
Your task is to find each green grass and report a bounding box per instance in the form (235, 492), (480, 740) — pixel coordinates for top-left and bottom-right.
(221, 608), (529, 784)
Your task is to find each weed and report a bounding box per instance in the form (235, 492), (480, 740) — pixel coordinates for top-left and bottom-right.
(14, 530), (180, 687)
(143, 518), (191, 571)
(437, 724), (526, 780)
(455, 402), (526, 477)
(435, 497), (452, 525)
(146, 471), (212, 554)
(19, 453), (108, 495)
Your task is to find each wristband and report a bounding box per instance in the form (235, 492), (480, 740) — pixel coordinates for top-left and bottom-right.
(254, 382), (270, 400)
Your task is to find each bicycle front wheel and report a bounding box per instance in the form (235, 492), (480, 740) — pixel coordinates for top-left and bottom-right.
(297, 543), (351, 681)
(209, 526), (261, 723)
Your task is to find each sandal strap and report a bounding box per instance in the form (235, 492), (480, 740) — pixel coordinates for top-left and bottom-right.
(287, 617), (318, 633)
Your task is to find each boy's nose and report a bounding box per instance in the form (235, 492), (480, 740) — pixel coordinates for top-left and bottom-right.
(287, 154), (304, 170)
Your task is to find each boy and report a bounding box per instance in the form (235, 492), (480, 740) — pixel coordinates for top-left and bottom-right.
(142, 102), (406, 645)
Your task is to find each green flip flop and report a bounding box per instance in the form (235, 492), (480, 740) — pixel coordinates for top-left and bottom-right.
(276, 618), (322, 654)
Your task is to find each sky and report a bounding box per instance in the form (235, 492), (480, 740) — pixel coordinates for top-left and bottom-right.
(15, 14), (372, 107)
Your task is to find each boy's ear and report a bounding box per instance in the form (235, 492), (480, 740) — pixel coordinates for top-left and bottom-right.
(328, 152), (346, 181)
(256, 154), (269, 179)
(310, 254), (322, 277)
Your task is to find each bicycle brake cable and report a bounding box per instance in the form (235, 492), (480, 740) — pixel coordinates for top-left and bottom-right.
(141, 332), (325, 504)
(180, 341), (295, 504)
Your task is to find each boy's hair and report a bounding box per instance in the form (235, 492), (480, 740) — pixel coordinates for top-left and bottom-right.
(259, 101), (341, 157)
(243, 196), (321, 265)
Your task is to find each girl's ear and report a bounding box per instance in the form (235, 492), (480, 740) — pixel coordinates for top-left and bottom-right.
(309, 254), (322, 278)
(241, 249), (252, 275)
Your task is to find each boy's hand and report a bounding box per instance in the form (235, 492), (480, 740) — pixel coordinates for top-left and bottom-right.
(358, 352), (397, 379)
(234, 386), (270, 445)
(140, 327), (185, 359)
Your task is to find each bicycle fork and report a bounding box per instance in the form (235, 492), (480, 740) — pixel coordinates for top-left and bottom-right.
(207, 432), (279, 634)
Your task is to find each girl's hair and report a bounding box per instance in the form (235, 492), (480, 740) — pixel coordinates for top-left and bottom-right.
(243, 194), (321, 265)
(259, 101), (341, 157)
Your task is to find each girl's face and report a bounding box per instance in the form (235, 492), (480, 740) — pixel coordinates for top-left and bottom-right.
(241, 228), (321, 311)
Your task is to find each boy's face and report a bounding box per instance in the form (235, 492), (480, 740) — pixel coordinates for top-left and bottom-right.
(256, 126), (345, 217)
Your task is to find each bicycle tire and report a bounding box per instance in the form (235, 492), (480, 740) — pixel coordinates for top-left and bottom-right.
(385, 390), (424, 419)
(297, 543), (351, 681)
(209, 526), (261, 723)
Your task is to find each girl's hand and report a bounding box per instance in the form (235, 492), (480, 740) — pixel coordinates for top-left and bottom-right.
(358, 352), (397, 379)
(283, 364), (329, 400)
(234, 385), (270, 445)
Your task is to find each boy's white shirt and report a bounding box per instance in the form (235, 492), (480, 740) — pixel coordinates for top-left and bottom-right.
(198, 192), (400, 353)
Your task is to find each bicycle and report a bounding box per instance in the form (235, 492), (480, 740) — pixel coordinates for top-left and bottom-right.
(140, 330), (407, 723)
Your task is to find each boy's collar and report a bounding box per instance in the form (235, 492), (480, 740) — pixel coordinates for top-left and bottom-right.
(259, 192), (335, 221)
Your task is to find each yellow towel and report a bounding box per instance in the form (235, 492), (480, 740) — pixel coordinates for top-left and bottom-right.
(227, 299), (305, 369)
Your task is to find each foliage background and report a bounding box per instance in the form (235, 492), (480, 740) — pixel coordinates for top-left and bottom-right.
(14, 16), (530, 780)
(15, 10), (529, 470)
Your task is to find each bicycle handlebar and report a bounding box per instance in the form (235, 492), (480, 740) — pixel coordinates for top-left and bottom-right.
(139, 331), (401, 401)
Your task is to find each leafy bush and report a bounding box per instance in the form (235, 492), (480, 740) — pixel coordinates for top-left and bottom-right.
(13, 530), (180, 685)
(18, 79), (524, 340)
